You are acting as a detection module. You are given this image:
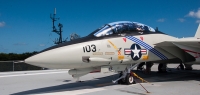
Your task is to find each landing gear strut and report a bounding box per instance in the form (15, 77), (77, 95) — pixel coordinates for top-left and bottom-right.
(177, 61), (185, 70)
(112, 63), (140, 85)
(184, 64), (193, 70)
(158, 63), (167, 73)
(117, 72), (136, 85)
(117, 72), (125, 84)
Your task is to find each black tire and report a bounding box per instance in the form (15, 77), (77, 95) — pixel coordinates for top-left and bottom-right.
(118, 79), (122, 84)
(158, 63), (163, 72)
(125, 73), (135, 85)
(158, 63), (167, 73)
(180, 64), (185, 70)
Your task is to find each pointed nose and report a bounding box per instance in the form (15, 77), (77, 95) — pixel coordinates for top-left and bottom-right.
(25, 53), (48, 68)
(24, 49), (63, 68)
(25, 44), (83, 69)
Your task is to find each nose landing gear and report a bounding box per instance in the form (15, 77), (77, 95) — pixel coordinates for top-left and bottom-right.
(117, 72), (136, 85)
(112, 63), (140, 85)
(177, 62), (185, 70)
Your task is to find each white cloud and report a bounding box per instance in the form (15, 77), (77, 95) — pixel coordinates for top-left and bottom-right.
(178, 18), (185, 22)
(187, 8), (200, 19)
(157, 18), (165, 22)
(39, 44), (45, 47)
(0, 21), (5, 27)
(196, 20), (200, 23)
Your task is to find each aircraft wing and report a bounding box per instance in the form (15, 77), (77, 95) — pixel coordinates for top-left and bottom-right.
(172, 39), (200, 48)
(154, 38), (200, 63)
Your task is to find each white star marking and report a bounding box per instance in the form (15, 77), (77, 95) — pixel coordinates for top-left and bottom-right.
(132, 45), (140, 58)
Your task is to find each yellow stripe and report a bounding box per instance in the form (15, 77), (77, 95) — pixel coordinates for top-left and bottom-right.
(108, 40), (118, 50)
(107, 40), (123, 60)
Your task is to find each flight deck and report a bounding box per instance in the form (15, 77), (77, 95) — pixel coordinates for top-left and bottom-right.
(0, 64), (200, 95)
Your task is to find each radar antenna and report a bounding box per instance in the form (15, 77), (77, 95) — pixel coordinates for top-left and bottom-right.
(50, 8), (67, 44)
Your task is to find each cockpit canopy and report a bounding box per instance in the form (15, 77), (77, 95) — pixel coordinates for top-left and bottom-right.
(92, 21), (155, 37)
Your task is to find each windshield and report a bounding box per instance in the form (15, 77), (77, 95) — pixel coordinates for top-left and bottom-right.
(92, 21), (155, 37)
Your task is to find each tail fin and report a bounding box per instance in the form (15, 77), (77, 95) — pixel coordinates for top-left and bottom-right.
(195, 24), (200, 38)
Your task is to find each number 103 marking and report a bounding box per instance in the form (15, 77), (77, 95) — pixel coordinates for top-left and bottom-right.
(83, 44), (96, 52)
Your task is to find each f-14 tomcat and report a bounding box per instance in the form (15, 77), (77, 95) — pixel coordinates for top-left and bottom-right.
(25, 21), (200, 84)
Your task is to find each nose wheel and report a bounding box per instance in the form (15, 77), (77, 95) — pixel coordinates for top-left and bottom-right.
(125, 73), (136, 85)
(117, 72), (136, 85)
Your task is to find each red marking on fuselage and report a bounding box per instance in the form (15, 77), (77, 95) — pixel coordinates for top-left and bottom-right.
(125, 50), (131, 52)
(123, 38), (126, 42)
(141, 49), (147, 52)
(140, 36), (143, 41)
(183, 49), (200, 58)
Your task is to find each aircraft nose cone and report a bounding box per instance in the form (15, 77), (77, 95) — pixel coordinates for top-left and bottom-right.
(25, 57), (35, 64)
(25, 42), (83, 69)
(24, 50), (57, 68)
(25, 54), (43, 67)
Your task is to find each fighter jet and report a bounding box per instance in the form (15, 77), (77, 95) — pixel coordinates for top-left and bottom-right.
(25, 21), (200, 84)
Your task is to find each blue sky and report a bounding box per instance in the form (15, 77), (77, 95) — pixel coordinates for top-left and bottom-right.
(0, 0), (200, 53)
